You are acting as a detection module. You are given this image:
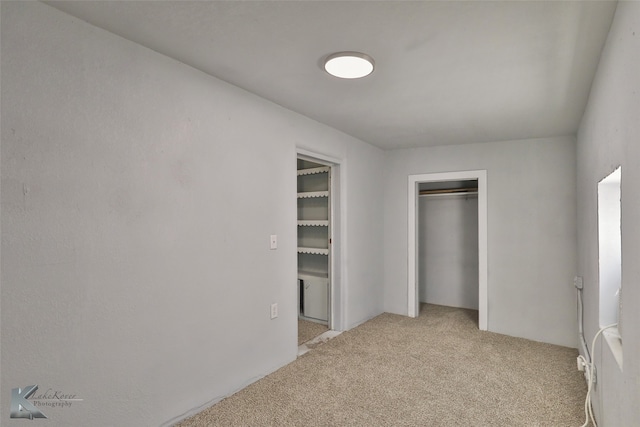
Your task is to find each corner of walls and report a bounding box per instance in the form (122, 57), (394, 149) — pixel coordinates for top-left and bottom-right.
(343, 140), (385, 329)
(295, 126), (386, 331)
(575, 2), (640, 425)
(383, 136), (578, 347)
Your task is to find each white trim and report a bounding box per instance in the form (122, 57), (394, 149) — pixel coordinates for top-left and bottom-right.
(297, 148), (341, 166)
(408, 170), (488, 331)
(603, 330), (623, 370)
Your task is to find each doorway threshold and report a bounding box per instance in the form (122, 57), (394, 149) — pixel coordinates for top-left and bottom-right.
(297, 330), (342, 356)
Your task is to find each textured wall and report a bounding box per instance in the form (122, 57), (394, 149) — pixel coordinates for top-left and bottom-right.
(0, 2), (384, 425)
(576, 2), (640, 425)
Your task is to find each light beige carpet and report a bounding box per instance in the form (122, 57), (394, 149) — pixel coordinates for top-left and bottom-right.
(178, 304), (587, 426)
(298, 318), (329, 345)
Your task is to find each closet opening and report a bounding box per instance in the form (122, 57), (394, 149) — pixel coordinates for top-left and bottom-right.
(296, 153), (341, 348)
(408, 171), (488, 330)
(419, 181), (479, 314)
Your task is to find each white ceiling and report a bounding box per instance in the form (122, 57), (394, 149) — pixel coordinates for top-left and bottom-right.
(47, 1), (617, 150)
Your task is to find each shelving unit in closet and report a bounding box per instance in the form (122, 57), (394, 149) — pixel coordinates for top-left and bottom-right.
(297, 161), (330, 324)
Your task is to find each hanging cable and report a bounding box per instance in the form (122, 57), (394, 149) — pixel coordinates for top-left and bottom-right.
(578, 323), (617, 427)
(576, 280), (590, 362)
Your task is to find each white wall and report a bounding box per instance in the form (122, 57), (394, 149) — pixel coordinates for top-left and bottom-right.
(418, 195), (479, 309)
(0, 2), (384, 426)
(576, 2), (640, 425)
(384, 136), (578, 346)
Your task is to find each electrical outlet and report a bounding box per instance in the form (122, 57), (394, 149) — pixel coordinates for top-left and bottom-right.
(270, 235), (278, 250)
(574, 276), (583, 289)
(270, 303), (278, 319)
(577, 357), (585, 371)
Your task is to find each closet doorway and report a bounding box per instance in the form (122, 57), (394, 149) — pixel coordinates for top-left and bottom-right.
(419, 181), (479, 310)
(408, 171), (488, 330)
(296, 153), (340, 346)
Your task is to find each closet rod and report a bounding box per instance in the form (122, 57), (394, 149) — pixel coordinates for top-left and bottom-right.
(419, 188), (478, 196)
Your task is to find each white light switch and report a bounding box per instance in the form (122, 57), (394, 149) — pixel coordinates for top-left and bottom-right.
(270, 235), (278, 250)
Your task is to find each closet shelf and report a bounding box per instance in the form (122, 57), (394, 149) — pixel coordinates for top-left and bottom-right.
(297, 166), (330, 176)
(297, 247), (329, 255)
(297, 191), (329, 199)
(298, 270), (328, 280)
(298, 220), (329, 227)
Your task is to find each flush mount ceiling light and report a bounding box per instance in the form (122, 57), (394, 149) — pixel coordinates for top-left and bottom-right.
(324, 52), (375, 79)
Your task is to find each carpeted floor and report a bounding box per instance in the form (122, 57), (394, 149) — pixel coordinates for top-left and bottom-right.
(177, 304), (587, 426)
(298, 318), (329, 345)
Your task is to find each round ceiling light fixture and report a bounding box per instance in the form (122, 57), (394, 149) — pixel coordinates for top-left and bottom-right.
(324, 52), (375, 79)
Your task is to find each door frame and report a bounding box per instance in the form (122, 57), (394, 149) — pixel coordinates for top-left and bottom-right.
(297, 148), (344, 331)
(407, 170), (488, 330)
